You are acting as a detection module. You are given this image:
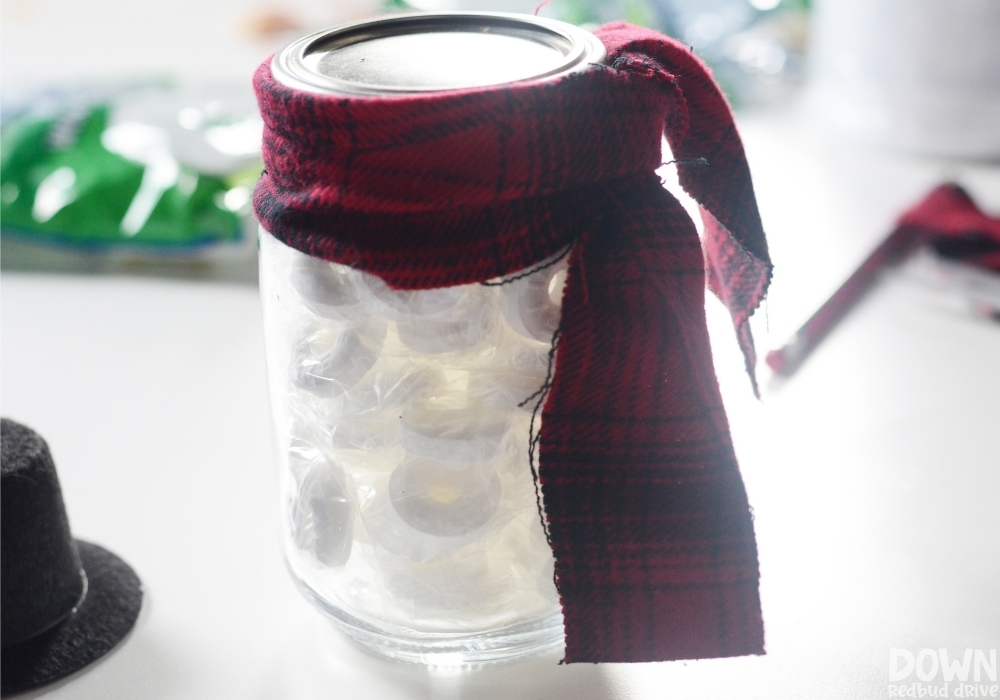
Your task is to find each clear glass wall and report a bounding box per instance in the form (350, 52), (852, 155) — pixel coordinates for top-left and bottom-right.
(259, 228), (568, 663)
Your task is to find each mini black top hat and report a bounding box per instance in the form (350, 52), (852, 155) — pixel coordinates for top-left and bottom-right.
(1, 419), (142, 696)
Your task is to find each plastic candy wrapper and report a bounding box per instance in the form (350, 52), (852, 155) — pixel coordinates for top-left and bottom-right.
(260, 229), (569, 654)
(0, 82), (262, 253)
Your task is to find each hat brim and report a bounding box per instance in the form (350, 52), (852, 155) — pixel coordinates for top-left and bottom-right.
(1, 540), (143, 696)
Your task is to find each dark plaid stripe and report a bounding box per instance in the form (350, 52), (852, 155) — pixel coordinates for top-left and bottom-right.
(254, 21), (771, 663)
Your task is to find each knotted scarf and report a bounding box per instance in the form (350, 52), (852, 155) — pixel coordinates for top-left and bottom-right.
(254, 21), (772, 663)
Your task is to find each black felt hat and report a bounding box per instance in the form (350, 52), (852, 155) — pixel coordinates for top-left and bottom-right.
(1, 419), (143, 696)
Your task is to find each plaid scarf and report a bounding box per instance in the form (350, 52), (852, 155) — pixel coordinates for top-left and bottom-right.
(254, 21), (771, 663)
(899, 183), (1000, 272)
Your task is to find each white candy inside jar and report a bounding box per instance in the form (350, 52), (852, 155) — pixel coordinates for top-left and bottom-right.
(259, 229), (569, 659)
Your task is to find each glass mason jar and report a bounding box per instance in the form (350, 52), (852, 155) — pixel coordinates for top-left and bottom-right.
(260, 231), (570, 662)
(258, 12), (606, 664)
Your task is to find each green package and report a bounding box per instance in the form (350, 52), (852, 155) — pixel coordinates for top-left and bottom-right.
(1, 85), (261, 250)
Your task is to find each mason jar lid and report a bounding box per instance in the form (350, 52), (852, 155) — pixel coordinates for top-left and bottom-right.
(271, 12), (606, 96)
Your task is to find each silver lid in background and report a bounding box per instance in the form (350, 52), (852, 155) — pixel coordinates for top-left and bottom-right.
(271, 12), (606, 95)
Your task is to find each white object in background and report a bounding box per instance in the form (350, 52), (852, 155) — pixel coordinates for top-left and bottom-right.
(808, 0), (1000, 158)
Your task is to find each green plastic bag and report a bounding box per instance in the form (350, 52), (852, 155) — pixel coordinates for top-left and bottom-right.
(1, 84), (261, 250)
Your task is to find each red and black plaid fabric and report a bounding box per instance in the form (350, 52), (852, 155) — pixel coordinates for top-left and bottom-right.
(898, 183), (1000, 273)
(254, 21), (770, 663)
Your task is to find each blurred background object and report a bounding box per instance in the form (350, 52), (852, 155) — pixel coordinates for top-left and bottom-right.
(389, 0), (812, 107)
(807, 0), (1000, 159)
(636, 0), (810, 107)
(241, 0), (813, 106)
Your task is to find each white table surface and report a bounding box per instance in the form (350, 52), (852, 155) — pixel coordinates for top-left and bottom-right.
(3, 4), (1000, 696)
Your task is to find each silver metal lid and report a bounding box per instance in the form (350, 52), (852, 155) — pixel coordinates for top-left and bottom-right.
(271, 12), (606, 95)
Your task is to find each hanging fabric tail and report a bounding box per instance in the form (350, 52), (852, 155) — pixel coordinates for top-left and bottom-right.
(598, 23), (773, 395)
(540, 24), (771, 663)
